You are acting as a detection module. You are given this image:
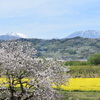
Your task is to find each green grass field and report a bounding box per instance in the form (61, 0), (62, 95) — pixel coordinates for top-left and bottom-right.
(61, 91), (100, 100)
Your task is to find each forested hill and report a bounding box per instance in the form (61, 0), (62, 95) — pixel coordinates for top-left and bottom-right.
(16, 37), (100, 60)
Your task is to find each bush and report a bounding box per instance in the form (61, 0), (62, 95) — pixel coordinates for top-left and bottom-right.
(88, 53), (100, 65)
(65, 61), (88, 66)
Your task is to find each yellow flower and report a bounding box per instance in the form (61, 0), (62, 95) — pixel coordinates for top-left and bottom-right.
(53, 78), (100, 91)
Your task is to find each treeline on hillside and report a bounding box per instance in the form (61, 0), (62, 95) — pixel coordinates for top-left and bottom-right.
(18, 37), (100, 60)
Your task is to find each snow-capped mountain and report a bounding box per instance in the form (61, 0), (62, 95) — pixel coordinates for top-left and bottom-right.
(0, 32), (28, 40)
(66, 30), (100, 39)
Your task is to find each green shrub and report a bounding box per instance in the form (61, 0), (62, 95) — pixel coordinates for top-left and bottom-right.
(65, 61), (88, 66)
(88, 53), (100, 65)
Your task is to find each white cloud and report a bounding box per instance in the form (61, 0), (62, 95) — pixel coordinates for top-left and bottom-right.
(0, 0), (49, 18)
(0, 0), (98, 18)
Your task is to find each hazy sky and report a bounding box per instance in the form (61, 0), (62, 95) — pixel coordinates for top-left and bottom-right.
(0, 0), (100, 39)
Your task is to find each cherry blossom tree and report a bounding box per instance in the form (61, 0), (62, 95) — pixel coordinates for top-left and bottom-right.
(0, 41), (69, 100)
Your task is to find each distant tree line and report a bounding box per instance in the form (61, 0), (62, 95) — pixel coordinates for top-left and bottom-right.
(65, 53), (100, 66)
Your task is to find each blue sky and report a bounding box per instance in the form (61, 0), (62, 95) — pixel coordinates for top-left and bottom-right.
(0, 0), (100, 39)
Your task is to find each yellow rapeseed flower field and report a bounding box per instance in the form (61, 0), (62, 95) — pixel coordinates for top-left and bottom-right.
(53, 78), (100, 91)
(0, 78), (30, 87)
(0, 78), (100, 91)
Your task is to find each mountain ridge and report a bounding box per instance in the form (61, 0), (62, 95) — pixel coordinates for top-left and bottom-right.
(66, 30), (100, 39)
(0, 30), (100, 40)
(0, 32), (28, 40)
